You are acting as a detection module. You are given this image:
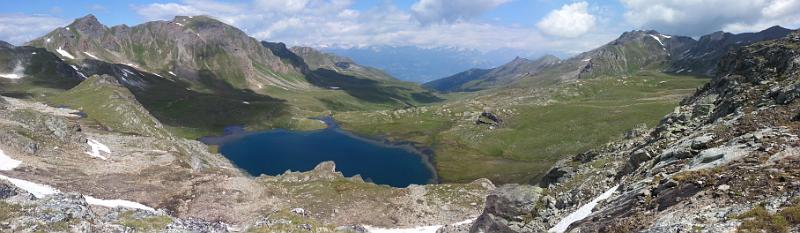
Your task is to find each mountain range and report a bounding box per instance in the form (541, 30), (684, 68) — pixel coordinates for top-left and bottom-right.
(324, 46), (519, 83)
(3, 14), (440, 137)
(424, 26), (792, 93)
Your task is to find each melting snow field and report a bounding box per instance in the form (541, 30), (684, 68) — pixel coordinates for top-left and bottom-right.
(0, 61), (25, 79)
(549, 185), (620, 233)
(83, 52), (99, 59)
(0, 148), (22, 171)
(364, 218), (474, 233)
(85, 139), (111, 160)
(0, 175), (60, 198)
(648, 35), (665, 46)
(56, 47), (75, 59)
(85, 196), (156, 212)
(0, 174), (156, 211)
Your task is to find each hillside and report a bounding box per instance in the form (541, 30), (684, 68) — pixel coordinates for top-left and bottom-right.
(424, 55), (560, 92)
(469, 29), (800, 233)
(0, 42), (84, 98)
(427, 27), (792, 93)
(0, 80), (492, 232)
(12, 15), (442, 137)
(27, 15), (307, 91)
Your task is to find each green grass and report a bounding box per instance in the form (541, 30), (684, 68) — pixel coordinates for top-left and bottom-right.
(337, 71), (708, 184)
(119, 211), (173, 232)
(736, 199), (800, 233)
(48, 75), (169, 137)
(0, 202), (21, 222)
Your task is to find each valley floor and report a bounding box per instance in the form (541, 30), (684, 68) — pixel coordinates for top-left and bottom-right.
(335, 71), (709, 184)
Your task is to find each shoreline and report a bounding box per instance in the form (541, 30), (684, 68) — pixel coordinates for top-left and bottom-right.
(198, 115), (441, 186)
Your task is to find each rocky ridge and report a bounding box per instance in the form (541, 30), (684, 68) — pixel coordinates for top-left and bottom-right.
(426, 27), (793, 93)
(27, 15), (307, 91)
(465, 30), (800, 233)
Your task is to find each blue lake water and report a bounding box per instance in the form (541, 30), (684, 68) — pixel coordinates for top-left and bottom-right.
(201, 118), (436, 188)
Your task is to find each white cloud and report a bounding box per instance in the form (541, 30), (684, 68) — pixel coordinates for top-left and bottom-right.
(128, 0), (614, 56)
(621, 0), (800, 36)
(536, 2), (596, 38)
(410, 0), (512, 24)
(0, 14), (68, 45)
(255, 0), (310, 12)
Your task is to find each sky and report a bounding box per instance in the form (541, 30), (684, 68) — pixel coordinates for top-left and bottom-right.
(1, 0), (799, 55)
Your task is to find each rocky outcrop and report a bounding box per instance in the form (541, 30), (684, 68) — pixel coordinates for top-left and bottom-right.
(469, 30), (800, 232)
(470, 185), (545, 232)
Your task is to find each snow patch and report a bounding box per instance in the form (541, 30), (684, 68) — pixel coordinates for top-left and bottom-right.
(549, 185), (619, 233)
(0, 61), (25, 79)
(0, 148), (22, 171)
(83, 52), (99, 59)
(661, 34), (672, 39)
(85, 139), (111, 160)
(70, 65), (88, 79)
(0, 175), (155, 211)
(364, 225), (443, 233)
(168, 71), (177, 76)
(56, 47), (75, 59)
(242, 101), (250, 105)
(364, 218), (475, 233)
(45, 38), (51, 43)
(648, 35), (664, 46)
(582, 58), (591, 62)
(85, 196), (156, 212)
(0, 175), (60, 198)
(175, 22), (184, 27)
(121, 68), (136, 77)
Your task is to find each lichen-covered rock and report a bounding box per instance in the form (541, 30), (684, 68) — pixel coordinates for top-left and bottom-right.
(470, 185), (545, 233)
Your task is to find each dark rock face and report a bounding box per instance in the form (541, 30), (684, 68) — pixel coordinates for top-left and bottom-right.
(470, 185), (545, 233)
(475, 112), (503, 126)
(668, 26), (792, 76)
(0, 41), (84, 97)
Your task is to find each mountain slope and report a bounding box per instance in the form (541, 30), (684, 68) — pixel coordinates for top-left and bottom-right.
(48, 74), (170, 138)
(424, 55), (560, 92)
(16, 15), (444, 137)
(290, 46), (395, 81)
(667, 25), (792, 76)
(27, 15), (307, 91)
(0, 41), (84, 98)
(428, 27), (792, 93)
(325, 46), (511, 83)
(467, 30), (800, 233)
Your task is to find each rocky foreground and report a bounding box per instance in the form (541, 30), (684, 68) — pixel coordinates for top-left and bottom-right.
(463, 31), (800, 233)
(0, 76), (492, 232)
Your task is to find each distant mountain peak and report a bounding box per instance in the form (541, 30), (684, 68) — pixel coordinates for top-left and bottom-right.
(763, 25), (789, 33)
(69, 14), (106, 35)
(72, 14), (100, 25)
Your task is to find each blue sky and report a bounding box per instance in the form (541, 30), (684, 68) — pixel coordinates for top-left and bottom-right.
(1, 0), (798, 55)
